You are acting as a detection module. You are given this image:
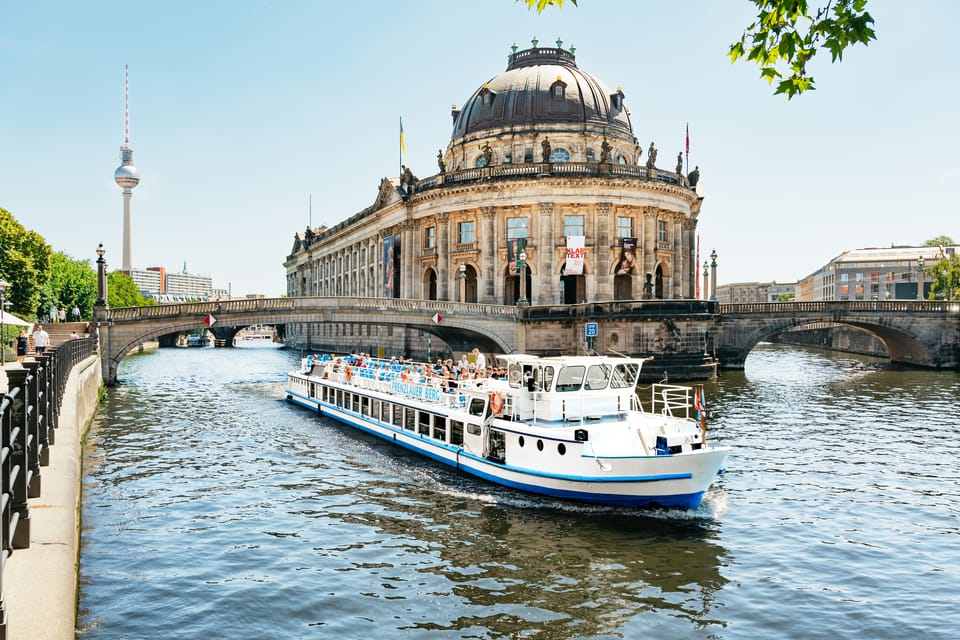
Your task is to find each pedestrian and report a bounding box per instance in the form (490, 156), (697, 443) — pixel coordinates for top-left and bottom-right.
(69, 330), (79, 339)
(33, 324), (49, 355)
(473, 347), (486, 371)
(49, 305), (58, 323)
(59, 307), (66, 323)
(16, 330), (28, 363)
(71, 304), (81, 321)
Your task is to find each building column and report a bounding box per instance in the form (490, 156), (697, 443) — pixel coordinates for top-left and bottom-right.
(401, 220), (415, 299)
(642, 208), (657, 284)
(481, 207), (496, 302)
(595, 203), (612, 301)
(436, 213), (450, 300)
(538, 202), (554, 304)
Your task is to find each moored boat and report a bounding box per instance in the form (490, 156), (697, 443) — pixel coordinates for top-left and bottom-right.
(285, 353), (730, 509)
(233, 325), (283, 348)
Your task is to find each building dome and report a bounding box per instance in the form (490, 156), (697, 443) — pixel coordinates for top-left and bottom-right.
(451, 44), (633, 141)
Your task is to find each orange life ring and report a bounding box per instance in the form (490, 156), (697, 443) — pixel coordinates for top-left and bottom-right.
(489, 391), (504, 415)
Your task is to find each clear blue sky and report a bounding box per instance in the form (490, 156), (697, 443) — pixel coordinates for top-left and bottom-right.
(2, 1), (957, 296)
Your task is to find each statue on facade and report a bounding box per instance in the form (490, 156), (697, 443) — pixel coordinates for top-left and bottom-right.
(676, 152), (683, 175)
(400, 165), (418, 192)
(479, 142), (493, 166)
(541, 137), (552, 162)
(687, 165), (700, 188)
(645, 142), (657, 168)
(599, 138), (612, 163)
(437, 149), (446, 173)
(642, 273), (654, 299)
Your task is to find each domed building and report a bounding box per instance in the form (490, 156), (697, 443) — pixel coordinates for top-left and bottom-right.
(285, 42), (704, 355)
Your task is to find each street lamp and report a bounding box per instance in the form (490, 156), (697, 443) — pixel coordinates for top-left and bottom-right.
(458, 262), (466, 303)
(702, 261), (710, 301)
(96, 243), (108, 307)
(0, 278), (8, 366)
(917, 255), (925, 301)
(517, 249), (529, 305)
(709, 249), (718, 301)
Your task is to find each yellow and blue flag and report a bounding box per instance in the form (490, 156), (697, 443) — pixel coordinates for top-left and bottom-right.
(400, 117), (406, 156)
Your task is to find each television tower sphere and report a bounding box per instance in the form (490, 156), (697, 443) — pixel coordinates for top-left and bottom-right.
(115, 144), (140, 189)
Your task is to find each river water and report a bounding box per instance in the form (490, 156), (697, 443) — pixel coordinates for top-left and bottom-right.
(76, 344), (960, 639)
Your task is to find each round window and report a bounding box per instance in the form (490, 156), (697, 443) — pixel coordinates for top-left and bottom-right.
(558, 443), (566, 455)
(549, 148), (570, 163)
(475, 156), (488, 168)
(518, 436), (525, 447)
(536, 439), (544, 451)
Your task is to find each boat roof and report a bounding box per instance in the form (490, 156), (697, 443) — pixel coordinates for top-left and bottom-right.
(494, 353), (650, 367)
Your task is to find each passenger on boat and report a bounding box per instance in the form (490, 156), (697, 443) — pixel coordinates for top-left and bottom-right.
(473, 348), (486, 371)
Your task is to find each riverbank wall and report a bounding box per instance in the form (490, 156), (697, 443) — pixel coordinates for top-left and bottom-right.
(1, 353), (101, 639)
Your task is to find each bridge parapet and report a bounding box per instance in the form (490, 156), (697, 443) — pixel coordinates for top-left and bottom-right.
(721, 300), (960, 315)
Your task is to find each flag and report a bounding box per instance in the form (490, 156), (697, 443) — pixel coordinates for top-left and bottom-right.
(400, 117), (406, 156)
(685, 122), (689, 163)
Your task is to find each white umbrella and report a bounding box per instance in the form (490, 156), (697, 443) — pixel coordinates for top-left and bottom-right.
(0, 310), (32, 327)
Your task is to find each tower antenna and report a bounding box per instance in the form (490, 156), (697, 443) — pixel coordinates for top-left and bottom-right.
(124, 63), (130, 145)
(115, 63), (141, 272)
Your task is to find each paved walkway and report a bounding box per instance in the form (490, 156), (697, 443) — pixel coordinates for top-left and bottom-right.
(2, 356), (100, 639)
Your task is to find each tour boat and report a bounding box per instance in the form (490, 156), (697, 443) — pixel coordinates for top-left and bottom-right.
(285, 353), (730, 509)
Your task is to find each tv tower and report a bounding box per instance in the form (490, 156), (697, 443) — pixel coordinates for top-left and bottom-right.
(114, 63), (140, 271)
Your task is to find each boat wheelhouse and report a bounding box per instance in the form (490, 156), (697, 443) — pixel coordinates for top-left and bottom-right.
(285, 353), (730, 508)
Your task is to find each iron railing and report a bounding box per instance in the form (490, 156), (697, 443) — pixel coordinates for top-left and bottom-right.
(0, 336), (94, 635)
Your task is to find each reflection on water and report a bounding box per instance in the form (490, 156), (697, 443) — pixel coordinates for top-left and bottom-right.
(78, 344), (960, 639)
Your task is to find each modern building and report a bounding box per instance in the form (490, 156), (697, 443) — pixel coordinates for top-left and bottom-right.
(798, 245), (957, 301)
(284, 43), (704, 353)
(124, 266), (214, 302)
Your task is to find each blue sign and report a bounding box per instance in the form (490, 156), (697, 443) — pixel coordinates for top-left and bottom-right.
(585, 322), (598, 337)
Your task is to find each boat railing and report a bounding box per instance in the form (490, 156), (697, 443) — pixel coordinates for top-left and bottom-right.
(647, 383), (693, 420)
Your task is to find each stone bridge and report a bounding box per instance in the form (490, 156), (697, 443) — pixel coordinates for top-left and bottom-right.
(717, 300), (960, 369)
(91, 298), (960, 384)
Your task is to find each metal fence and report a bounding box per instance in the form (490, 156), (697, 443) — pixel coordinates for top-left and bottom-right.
(0, 336), (95, 636)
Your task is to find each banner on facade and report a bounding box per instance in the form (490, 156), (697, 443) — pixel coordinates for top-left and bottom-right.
(383, 235), (396, 297)
(615, 237), (637, 275)
(565, 236), (585, 275)
(507, 238), (526, 276)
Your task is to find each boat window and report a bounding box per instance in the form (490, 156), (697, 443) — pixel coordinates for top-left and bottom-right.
(467, 423), (482, 436)
(352, 394), (360, 413)
(336, 390), (344, 407)
(555, 365), (585, 392)
(451, 420), (464, 445)
(434, 417), (447, 442)
(361, 396), (370, 416)
(392, 404), (403, 427)
(469, 397), (486, 416)
(418, 411), (431, 436)
(371, 399), (380, 419)
(508, 363), (523, 388)
(584, 364), (611, 390)
(611, 363), (640, 389)
(542, 366), (555, 391)
(405, 407), (416, 431)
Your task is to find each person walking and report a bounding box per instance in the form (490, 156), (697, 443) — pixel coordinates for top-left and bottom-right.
(16, 330), (28, 363)
(58, 307), (66, 323)
(71, 304), (81, 321)
(49, 305), (58, 324)
(33, 324), (49, 355)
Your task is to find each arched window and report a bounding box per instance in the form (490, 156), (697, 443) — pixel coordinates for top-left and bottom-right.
(475, 155), (488, 168)
(550, 77), (567, 100)
(549, 148), (570, 163)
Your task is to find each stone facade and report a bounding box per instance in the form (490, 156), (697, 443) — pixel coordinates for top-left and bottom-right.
(284, 45), (704, 355)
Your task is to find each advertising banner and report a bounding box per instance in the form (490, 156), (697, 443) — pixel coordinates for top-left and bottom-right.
(565, 236), (585, 275)
(615, 237), (637, 275)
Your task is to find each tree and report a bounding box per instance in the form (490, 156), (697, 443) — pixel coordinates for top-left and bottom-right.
(925, 254), (960, 301)
(0, 206), (52, 319)
(107, 271), (157, 308)
(46, 252), (98, 321)
(924, 235), (955, 247)
(523, 0), (876, 99)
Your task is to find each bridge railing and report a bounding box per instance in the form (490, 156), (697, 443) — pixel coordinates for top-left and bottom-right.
(106, 297), (522, 322)
(720, 300), (960, 314)
(0, 336), (95, 635)
(522, 299), (717, 320)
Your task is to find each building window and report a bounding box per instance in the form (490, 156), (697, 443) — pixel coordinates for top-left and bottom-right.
(475, 155), (487, 168)
(856, 272), (863, 282)
(657, 220), (667, 242)
(564, 215), (584, 238)
(524, 148), (533, 163)
(617, 155), (628, 164)
(458, 221), (475, 244)
(507, 217), (528, 239)
(551, 79), (567, 99)
(549, 148), (571, 163)
(840, 273), (848, 282)
(425, 226), (435, 249)
(616, 216), (632, 238)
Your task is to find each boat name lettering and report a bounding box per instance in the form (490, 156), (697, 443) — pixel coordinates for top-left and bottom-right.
(391, 381), (442, 402)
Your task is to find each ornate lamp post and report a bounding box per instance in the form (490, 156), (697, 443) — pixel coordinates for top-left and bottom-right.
(517, 249), (529, 305)
(709, 249), (718, 301)
(0, 278), (8, 366)
(458, 263), (466, 303)
(917, 255), (925, 301)
(702, 261), (710, 301)
(96, 243), (108, 307)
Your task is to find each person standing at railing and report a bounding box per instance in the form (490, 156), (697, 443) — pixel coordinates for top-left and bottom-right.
(33, 324), (49, 355)
(16, 330), (28, 363)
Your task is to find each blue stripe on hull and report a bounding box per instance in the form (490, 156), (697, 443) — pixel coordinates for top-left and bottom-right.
(285, 391), (707, 509)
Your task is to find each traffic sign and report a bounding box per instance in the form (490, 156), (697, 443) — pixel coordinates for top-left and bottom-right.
(585, 322), (598, 337)
(432, 313), (442, 325)
(204, 314), (217, 327)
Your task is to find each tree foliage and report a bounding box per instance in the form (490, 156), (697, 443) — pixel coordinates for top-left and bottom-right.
(925, 255), (960, 301)
(46, 252), (98, 321)
(107, 271), (156, 308)
(0, 206), (52, 319)
(522, 0), (876, 99)
(728, 0), (875, 98)
(924, 235), (955, 247)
